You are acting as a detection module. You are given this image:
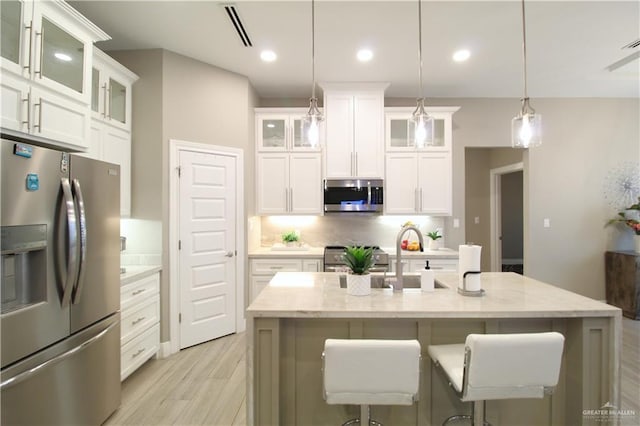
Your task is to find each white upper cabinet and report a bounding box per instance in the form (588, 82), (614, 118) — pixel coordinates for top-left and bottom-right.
(384, 106), (459, 216)
(385, 107), (459, 152)
(256, 153), (322, 215)
(256, 108), (322, 152)
(322, 83), (387, 178)
(92, 48), (138, 131)
(0, 0), (109, 150)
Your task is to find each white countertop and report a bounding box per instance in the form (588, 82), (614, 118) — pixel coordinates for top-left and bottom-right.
(120, 265), (162, 285)
(246, 272), (619, 319)
(248, 246), (458, 258)
(249, 246), (324, 257)
(382, 247), (459, 258)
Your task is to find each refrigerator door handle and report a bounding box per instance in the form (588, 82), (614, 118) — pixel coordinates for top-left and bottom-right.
(60, 178), (78, 308)
(0, 320), (119, 391)
(71, 179), (87, 304)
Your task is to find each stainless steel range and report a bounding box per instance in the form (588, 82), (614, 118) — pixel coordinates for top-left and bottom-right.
(323, 246), (390, 272)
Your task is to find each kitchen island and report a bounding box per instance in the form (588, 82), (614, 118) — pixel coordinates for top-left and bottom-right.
(246, 272), (621, 426)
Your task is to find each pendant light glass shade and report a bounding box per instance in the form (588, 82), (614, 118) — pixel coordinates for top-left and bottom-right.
(303, 0), (323, 147)
(304, 97), (322, 146)
(411, 0), (434, 147)
(512, 98), (541, 148)
(512, 0), (541, 148)
(412, 98), (433, 148)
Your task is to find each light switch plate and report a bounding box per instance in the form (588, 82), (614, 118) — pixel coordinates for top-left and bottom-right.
(453, 218), (460, 228)
(543, 218), (551, 228)
(474, 217), (480, 224)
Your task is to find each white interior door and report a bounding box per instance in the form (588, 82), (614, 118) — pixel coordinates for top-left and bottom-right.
(178, 149), (236, 349)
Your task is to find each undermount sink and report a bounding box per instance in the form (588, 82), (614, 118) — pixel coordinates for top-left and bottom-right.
(338, 273), (447, 290)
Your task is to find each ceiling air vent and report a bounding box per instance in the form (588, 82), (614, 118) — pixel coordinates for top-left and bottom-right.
(622, 38), (640, 50)
(223, 4), (252, 47)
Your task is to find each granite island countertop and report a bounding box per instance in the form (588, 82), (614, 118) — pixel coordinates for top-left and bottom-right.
(246, 272), (620, 319)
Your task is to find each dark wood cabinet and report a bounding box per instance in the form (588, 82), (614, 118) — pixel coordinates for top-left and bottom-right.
(605, 251), (640, 319)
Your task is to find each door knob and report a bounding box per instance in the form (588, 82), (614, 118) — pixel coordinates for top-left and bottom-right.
(225, 251), (234, 257)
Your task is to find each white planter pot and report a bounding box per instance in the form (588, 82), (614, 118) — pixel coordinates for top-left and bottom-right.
(346, 273), (371, 296)
(428, 239), (439, 250)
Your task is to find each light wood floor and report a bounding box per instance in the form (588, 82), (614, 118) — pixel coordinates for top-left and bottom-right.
(105, 319), (639, 426)
(104, 332), (246, 426)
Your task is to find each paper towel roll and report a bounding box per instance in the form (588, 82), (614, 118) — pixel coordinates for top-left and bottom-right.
(458, 244), (482, 291)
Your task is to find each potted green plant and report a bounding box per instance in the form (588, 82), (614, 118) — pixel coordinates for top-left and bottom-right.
(343, 246), (375, 296)
(281, 230), (300, 247)
(426, 230), (442, 250)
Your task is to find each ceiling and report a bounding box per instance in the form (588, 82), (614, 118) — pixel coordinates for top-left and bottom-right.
(69, 0), (640, 99)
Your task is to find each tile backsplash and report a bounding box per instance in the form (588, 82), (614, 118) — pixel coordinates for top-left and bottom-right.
(260, 215), (447, 249)
(120, 218), (162, 265)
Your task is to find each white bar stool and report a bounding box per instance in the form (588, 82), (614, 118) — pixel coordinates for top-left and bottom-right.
(427, 332), (564, 426)
(322, 339), (421, 426)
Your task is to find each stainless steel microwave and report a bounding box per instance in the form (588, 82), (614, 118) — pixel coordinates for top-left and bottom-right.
(324, 178), (383, 213)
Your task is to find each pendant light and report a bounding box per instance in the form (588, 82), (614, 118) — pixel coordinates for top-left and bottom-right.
(411, 0), (433, 148)
(304, 0), (323, 147)
(512, 0), (542, 148)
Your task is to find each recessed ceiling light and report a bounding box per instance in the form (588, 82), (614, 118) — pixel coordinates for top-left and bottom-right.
(260, 50), (277, 62)
(357, 49), (373, 62)
(54, 52), (72, 62)
(453, 49), (470, 62)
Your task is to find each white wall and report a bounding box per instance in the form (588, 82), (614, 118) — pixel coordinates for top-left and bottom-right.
(389, 97), (639, 299)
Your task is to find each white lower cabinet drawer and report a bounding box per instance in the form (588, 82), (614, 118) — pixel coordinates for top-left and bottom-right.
(250, 258), (302, 274)
(121, 273), (160, 311)
(121, 295), (160, 346)
(121, 324), (160, 381)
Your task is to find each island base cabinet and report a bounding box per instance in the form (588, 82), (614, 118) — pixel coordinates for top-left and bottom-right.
(249, 317), (619, 426)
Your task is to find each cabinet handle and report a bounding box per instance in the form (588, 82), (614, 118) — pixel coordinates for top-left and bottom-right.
(132, 316), (146, 325)
(355, 152), (358, 176)
(33, 100), (42, 132)
(102, 83), (108, 118)
(284, 188), (288, 212)
(132, 288), (146, 296)
(35, 28), (43, 77)
(106, 86), (111, 119)
(225, 251), (234, 258)
(23, 21), (33, 74)
(21, 92), (31, 132)
(289, 187), (293, 211)
(132, 348), (145, 358)
(269, 266), (284, 270)
(420, 189), (423, 211)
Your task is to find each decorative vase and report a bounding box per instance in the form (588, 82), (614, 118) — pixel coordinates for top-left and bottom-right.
(635, 235), (640, 253)
(346, 273), (371, 296)
(428, 239), (439, 250)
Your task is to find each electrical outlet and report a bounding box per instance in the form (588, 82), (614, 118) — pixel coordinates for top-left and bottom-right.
(474, 216), (480, 225)
(543, 218), (551, 228)
(453, 218), (460, 228)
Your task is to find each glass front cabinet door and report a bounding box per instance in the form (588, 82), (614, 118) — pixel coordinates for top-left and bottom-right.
(0, 0), (32, 75)
(256, 110), (323, 152)
(385, 108), (458, 151)
(92, 48), (138, 130)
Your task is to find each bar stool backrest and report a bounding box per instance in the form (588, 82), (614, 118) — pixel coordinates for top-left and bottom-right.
(462, 332), (565, 401)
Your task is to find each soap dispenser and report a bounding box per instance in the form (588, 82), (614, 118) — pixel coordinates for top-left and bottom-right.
(421, 260), (434, 292)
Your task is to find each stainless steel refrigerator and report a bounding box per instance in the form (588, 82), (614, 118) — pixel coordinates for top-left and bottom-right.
(1, 138), (121, 425)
